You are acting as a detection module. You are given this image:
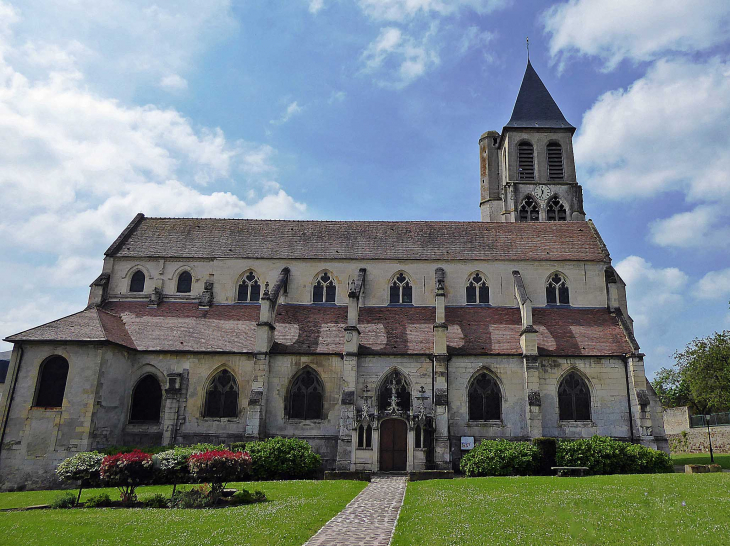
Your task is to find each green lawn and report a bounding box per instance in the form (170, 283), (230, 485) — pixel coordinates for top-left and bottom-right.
(392, 473), (730, 546)
(671, 452), (730, 469)
(0, 480), (366, 546)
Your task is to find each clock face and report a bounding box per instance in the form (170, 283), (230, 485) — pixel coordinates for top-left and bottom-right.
(534, 184), (551, 201)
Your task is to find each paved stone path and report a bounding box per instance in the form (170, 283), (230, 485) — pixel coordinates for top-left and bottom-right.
(305, 476), (407, 546)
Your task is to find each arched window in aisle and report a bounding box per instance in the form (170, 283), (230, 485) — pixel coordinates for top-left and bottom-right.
(204, 369), (239, 418)
(34, 356), (69, 408)
(129, 375), (163, 422)
(468, 371), (502, 421)
(558, 371), (591, 421)
(288, 368), (324, 420)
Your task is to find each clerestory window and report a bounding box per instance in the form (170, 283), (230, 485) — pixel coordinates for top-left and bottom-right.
(389, 272), (413, 304)
(313, 271), (336, 303)
(176, 271), (192, 293)
(237, 271), (261, 302)
(466, 272), (489, 304)
(129, 270), (146, 293)
(546, 273), (570, 305)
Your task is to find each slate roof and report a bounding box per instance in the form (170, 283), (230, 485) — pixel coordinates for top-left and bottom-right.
(5, 302), (633, 357)
(505, 61), (574, 131)
(105, 216), (609, 262)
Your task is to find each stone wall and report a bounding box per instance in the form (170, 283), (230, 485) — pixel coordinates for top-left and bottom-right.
(668, 427), (730, 454)
(663, 406), (691, 435)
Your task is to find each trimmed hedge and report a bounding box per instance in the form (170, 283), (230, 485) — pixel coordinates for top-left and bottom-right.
(237, 437), (321, 480)
(460, 440), (539, 477)
(556, 436), (674, 475)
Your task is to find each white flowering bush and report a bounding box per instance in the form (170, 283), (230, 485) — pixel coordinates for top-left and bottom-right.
(55, 451), (105, 505)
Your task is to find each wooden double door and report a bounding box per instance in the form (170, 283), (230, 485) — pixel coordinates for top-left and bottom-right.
(379, 418), (407, 471)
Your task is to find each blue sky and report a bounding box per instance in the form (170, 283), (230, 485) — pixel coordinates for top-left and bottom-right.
(1, 0), (729, 377)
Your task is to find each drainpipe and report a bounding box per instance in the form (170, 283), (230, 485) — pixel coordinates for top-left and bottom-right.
(623, 355), (634, 443)
(0, 345), (24, 463)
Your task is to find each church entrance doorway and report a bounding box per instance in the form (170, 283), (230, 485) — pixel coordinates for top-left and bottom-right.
(379, 418), (407, 471)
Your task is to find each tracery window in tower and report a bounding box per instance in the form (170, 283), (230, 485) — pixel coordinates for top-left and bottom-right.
(313, 271), (336, 303)
(129, 375), (162, 422)
(176, 271), (192, 293)
(389, 272), (413, 304)
(558, 371), (591, 421)
(518, 196), (540, 222)
(129, 270), (146, 293)
(378, 370), (411, 413)
(34, 356), (69, 407)
(466, 272), (489, 304)
(546, 196), (567, 221)
(468, 371), (501, 421)
(517, 141), (535, 180)
(237, 271), (261, 302)
(547, 142), (564, 180)
(288, 368), (324, 420)
(204, 369), (239, 418)
(546, 273), (570, 305)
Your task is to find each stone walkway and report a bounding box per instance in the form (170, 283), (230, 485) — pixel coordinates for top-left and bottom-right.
(305, 476), (407, 546)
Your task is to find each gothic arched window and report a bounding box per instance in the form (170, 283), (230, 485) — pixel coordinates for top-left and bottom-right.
(519, 196), (540, 222)
(468, 371), (501, 421)
(546, 273), (570, 305)
(389, 272), (413, 304)
(547, 142), (564, 180)
(129, 270), (146, 293)
(237, 271), (261, 302)
(466, 272), (489, 304)
(559, 371), (591, 421)
(313, 271), (336, 303)
(176, 271), (192, 293)
(34, 356), (69, 407)
(288, 368), (324, 420)
(204, 370), (239, 418)
(378, 370), (411, 412)
(517, 141), (535, 180)
(546, 196), (567, 221)
(357, 423), (373, 448)
(129, 375), (162, 422)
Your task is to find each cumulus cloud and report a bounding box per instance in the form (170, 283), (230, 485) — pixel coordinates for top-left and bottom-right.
(543, 0), (730, 70)
(614, 256), (688, 332)
(361, 26), (440, 89)
(358, 0), (507, 22)
(309, 0), (325, 14)
(159, 74), (188, 91)
(694, 269), (730, 300)
(649, 206), (730, 249)
(270, 101), (304, 125)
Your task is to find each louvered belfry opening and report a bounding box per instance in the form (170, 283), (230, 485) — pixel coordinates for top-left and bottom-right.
(517, 142), (535, 180)
(547, 142), (564, 180)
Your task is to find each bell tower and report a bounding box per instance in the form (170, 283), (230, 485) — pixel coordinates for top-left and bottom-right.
(480, 61), (585, 222)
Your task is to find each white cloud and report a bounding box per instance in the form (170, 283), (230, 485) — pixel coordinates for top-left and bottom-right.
(361, 26), (440, 89)
(358, 0), (507, 22)
(614, 256), (688, 332)
(309, 0), (325, 14)
(270, 101), (304, 125)
(649, 205), (730, 249)
(328, 90), (347, 104)
(159, 74), (188, 91)
(694, 269), (730, 300)
(543, 0), (730, 70)
(574, 57), (730, 247)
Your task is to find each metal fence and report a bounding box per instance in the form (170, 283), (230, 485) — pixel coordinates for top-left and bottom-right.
(690, 412), (730, 428)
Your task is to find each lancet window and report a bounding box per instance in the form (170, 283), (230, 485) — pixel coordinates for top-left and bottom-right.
(558, 371), (591, 421)
(313, 271), (336, 303)
(237, 271), (261, 302)
(468, 371), (502, 421)
(288, 368), (324, 420)
(546, 273), (570, 305)
(518, 196), (540, 222)
(204, 369), (239, 418)
(389, 272), (413, 304)
(466, 272), (489, 304)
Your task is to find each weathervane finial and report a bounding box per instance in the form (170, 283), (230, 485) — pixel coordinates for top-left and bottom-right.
(526, 36), (530, 62)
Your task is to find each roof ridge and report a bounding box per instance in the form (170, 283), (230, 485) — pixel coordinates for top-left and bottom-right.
(105, 213), (145, 256)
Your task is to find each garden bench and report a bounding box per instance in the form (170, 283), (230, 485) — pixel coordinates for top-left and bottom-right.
(552, 466), (589, 477)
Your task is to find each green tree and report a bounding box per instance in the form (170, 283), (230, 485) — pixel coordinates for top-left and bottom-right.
(654, 331), (730, 414)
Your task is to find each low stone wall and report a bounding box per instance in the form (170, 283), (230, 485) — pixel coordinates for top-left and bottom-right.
(668, 427), (730, 454)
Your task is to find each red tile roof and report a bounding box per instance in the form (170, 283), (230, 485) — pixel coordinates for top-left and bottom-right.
(5, 302), (633, 357)
(106, 216), (610, 262)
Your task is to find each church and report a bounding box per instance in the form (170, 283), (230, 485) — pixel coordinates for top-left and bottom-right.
(0, 62), (668, 489)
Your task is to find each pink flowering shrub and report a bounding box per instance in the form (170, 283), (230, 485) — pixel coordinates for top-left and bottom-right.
(188, 450), (252, 498)
(100, 449), (154, 504)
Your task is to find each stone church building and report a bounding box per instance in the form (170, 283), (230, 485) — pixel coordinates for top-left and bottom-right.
(0, 62), (667, 488)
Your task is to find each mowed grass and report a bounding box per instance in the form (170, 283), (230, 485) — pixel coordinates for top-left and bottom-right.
(392, 473), (730, 546)
(672, 452), (730, 469)
(0, 480), (367, 546)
